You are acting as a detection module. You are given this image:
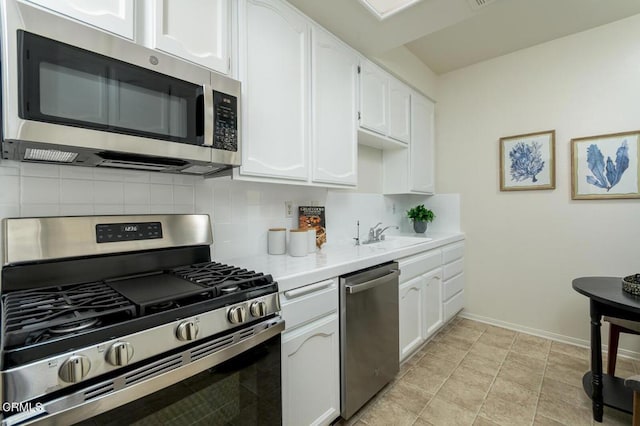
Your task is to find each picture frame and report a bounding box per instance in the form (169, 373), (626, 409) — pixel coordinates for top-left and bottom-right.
(500, 130), (555, 191)
(571, 130), (640, 200)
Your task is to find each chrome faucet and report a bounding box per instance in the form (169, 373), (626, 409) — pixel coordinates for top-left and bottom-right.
(363, 223), (398, 244)
(367, 222), (382, 242)
(376, 225), (399, 240)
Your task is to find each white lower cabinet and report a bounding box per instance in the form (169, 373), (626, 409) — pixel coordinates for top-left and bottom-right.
(442, 242), (465, 322)
(399, 276), (424, 360)
(423, 268), (444, 337)
(280, 279), (340, 426)
(398, 249), (442, 362)
(398, 241), (464, 362)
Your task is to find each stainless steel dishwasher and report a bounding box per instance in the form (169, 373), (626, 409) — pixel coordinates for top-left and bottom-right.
(340, 261), (400, 420)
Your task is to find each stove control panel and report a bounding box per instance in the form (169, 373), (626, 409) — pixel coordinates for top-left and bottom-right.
(96, 222), (163, 243)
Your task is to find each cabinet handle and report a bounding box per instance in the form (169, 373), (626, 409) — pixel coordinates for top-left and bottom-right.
(284, 280), (334, 299)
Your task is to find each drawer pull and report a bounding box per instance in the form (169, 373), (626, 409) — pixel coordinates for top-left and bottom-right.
(284, 280), (334, 298)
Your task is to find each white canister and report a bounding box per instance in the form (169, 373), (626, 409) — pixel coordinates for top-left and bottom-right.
(289, 229), (308, 257)
(307, 228), (316, 253)
(268, 228), (286, 255)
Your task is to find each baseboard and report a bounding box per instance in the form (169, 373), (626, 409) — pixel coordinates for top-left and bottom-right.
(459, 311), (640, 361)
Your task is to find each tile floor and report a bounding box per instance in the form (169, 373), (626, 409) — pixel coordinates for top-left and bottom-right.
(340, 316), (635, 426)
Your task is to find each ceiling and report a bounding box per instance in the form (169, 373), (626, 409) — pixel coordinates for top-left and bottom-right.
(286, 0), (640, 74)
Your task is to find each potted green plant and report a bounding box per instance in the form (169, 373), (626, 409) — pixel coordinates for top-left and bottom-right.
(406, 204), (435, 234)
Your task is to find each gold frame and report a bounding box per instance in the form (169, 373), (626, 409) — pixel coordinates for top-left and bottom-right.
(571, 130), (640, 200)
(500, 130), (556, 191)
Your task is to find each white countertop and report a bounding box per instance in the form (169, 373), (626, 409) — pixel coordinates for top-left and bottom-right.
(224, 232), (465, 293)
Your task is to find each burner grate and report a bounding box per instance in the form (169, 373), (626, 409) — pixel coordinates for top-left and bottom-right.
(2, 282), (136, 347)
(171, 262), (274, 295)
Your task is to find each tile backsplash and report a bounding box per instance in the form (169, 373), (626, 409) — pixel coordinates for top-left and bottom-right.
(0, 160), (460, 261)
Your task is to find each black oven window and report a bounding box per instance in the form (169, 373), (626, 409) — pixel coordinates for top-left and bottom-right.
(74, 335), (281, 426)
(18, 31), (204, 145)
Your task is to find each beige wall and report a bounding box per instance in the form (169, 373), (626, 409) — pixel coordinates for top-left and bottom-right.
(436, 14), (640, 350)
(375, 46), (438, 100)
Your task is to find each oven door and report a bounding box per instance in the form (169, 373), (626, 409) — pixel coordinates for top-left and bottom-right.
(3, 319), (283, 426)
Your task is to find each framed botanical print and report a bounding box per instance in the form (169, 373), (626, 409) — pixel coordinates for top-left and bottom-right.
(571, 130), (640, 199)
(500, 130), (555, 191)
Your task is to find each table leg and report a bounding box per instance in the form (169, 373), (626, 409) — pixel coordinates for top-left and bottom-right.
(590, 300), (603, 422)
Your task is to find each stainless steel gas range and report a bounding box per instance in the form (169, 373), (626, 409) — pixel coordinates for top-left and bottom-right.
(0, 214), (283, 425)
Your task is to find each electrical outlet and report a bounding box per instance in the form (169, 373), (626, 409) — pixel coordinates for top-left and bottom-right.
(285, 201), (293, 218)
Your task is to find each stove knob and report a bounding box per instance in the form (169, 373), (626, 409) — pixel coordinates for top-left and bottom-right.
(250, 301), (267, 318)
(106, 341), (134, 366)
(228, 306), (247, 324)
(59, 355), (91, 383)
(176, 320), (199, 341)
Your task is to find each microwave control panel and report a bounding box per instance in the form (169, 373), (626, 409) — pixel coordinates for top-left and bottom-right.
(213, 91), (238, 152)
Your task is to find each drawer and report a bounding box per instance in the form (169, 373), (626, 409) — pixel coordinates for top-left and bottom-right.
(280, 278), (338, 331)
(398, 249), (441, 283)
(443, 273), (464, 300)
(442, 242), (464, 264)
(443, 259), (463, 281)
(443, 290), (464, 322)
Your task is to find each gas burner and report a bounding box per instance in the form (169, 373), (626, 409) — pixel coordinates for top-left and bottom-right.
(171, 262), (274, 296)
(2, 282), (136, 349)
(48, 318), (100, 334)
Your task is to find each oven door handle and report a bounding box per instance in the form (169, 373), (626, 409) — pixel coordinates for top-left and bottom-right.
(8, 318), (284, 426)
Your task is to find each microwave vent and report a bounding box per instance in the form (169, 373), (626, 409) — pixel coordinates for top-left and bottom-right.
(181, 165), (219, 175)
(24, 148), (78, 163)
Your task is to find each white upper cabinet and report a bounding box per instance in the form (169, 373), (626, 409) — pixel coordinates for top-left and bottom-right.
(311, 26), (358, 186)
(26, 0), (135, 39)
(410, 92), (435, 194)
(148, 0), (229, 74)
(236, 0), (357, 187)
(238, 0), (310, 181)
(383, 90), (435, 194)
(359, 60), (388, 135)
(388, 79), (411, 143)
(358, 58), (412, 149)
(27, 0), (232, 75)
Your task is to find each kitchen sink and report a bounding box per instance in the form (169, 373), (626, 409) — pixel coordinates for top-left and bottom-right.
(362, 236), (432, 249)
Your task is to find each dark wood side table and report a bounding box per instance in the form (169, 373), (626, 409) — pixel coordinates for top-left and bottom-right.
(573, 277), (640, 422)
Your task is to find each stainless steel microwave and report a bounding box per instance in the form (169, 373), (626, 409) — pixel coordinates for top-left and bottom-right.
(0, 0), (241, 175)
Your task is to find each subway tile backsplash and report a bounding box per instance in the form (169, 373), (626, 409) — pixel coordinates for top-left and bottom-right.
(0, 160), (459, 261)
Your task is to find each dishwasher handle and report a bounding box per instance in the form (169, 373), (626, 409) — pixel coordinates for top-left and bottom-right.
(345, 270), (400, 294)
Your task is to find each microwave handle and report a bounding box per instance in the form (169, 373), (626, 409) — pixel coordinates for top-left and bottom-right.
(203, 84), (214, 147)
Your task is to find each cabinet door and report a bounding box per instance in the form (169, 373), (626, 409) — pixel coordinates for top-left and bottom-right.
(150, 0), (229, 74)
(282, 314), (340, 426)
(239, 0), (309, 181)
(388, 80), (410, 143)
(27, 0), (134, 39)
(423, 268), (443, 339)
(410, 93), (435, 193)
(359, 60), (388, 135)
(311, 26), (358, 186)
(399, 276), (424, 361)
